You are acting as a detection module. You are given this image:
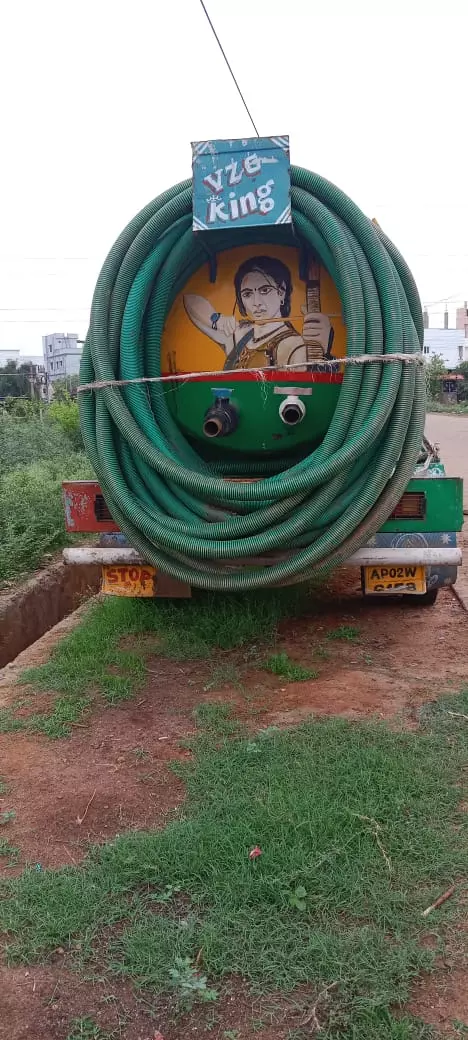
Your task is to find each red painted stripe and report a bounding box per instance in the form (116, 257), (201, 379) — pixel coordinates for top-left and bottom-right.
(161, 369), (344, 385)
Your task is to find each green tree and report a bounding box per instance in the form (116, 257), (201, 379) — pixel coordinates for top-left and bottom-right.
(456, 360), (468, 401)
(51, 374), (80, 401)
(456, 360), (468, 380)
(0, 361), (30, 400)
(425, 353), (446, 400)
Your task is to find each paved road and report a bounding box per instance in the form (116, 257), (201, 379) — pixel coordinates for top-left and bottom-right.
(425, 412), (468, 609)
(425, 413), (468, 510)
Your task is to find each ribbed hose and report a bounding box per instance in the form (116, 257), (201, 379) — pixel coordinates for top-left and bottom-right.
(79, 166), (425, 590)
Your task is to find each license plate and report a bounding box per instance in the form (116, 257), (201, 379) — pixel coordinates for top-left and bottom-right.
(364, 564), (426, 595)
(101, 564), (156, 597)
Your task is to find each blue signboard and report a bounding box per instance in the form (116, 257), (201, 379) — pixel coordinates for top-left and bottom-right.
(192, 136), (291, 232)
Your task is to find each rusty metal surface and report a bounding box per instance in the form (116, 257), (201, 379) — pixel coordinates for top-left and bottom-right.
(62, 481), (119, 533)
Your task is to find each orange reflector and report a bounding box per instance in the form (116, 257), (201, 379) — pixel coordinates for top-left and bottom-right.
(390, 492), (426, 520)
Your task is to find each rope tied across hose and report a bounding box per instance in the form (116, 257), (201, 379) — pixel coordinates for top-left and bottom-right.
(79, 166), (426, 590)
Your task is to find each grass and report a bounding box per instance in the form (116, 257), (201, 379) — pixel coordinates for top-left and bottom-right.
(426, 398), (468, 415)
(0, 413), (79, 474)
(0, 838), (19, 865)
(66, 1019), (108, 1040)
(0, 451), (92, 583)
(0, 810), (16, 825)
(193, 701), (235, 728)
(10, 586), (316, 737)
(265, 650), (317, 682)
(0, 697), (93, 740)
(0, 708), (29, 734)
(1, 688), (467, 1037)
(327, 625), (360, 642)
(203, 660), (242, 691)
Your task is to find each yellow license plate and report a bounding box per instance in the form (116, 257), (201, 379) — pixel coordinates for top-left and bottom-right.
(102, 564), (156, 597)
(364, 564), (426, 595)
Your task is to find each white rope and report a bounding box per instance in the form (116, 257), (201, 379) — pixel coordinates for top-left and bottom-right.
(77, 352), (424, 394)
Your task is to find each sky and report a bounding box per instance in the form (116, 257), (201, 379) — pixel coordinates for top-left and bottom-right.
(1, 0), (467, 356)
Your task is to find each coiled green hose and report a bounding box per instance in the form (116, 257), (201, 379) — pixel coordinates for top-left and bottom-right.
(79, 166), (425, 590)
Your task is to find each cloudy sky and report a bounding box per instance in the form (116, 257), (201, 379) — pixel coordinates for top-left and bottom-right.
(1, 0), (467, 356)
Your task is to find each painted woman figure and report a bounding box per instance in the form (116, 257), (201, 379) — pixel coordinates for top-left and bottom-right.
(183, 255), (332, 371)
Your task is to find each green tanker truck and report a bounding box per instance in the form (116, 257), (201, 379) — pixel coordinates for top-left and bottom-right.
(62, 137), (463, 605)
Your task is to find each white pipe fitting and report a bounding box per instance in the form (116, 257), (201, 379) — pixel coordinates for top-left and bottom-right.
(278, 395), (306, 426)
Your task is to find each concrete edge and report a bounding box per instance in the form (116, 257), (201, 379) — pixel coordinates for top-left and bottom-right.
(0, 596), (99, 702)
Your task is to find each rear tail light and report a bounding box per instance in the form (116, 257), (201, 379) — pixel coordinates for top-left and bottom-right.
(390, 492), (426, 520)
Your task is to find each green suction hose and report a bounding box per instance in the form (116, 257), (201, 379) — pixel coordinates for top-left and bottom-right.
(79, 166), (425, 590)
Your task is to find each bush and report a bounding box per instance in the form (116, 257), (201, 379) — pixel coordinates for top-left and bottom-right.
(0, 402), (84, 475)
(425, 354), (446, 400)
(0, 453), (92, 582)
(47, 399), (82, 450)
(0, 415), (76, 475)
(426, 398), (468, 415)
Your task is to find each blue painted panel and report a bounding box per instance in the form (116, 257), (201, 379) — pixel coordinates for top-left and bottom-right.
(192, 136), (291, 232)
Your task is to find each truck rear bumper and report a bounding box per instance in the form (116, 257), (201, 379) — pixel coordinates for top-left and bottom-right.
(63, 546), (462, 568)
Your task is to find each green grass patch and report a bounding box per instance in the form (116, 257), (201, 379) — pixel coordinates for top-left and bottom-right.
(193, 701), (234, 729)
(0, 838), (19, 865)
(327, 625), (360, 642)
(28, 697), (93, 739)
(191, 702), (241, 746)
(15, 586), (316, 736)
(0, 696), (93, 740)
(1, 690), (467, 1036)
(0, 810), (16, 826)
(66, 1019), (109, 1040)
(203, 660), (241, 692)
(0, 707), (28, 734)
(264, 650), (317, 682)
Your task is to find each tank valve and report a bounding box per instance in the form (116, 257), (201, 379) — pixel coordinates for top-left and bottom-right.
(278, 395), (306, 426)
(203, 394), (238, 438)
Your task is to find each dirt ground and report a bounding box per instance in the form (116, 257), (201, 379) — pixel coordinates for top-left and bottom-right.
(1, 572), (467, 874)
(1, 561), (468, 1039)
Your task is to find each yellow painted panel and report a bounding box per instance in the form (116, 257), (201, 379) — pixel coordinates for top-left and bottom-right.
(102, 565), (156, 597)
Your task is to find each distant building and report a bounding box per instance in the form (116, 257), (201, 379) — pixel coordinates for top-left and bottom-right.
(0, 351), (46, 401)
(423, 328), (468, 368)
(42, 332), (82, 387)
(21, 355), (45, 368)
(438, 372), (464, 405)
(0, 349), (43, 369)
(456, 302), (468, 338)
(0, 349), (21, 367)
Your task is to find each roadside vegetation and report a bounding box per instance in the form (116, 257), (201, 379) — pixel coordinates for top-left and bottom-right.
(426, 399), (468, 415)
(0, 396), (91, 584)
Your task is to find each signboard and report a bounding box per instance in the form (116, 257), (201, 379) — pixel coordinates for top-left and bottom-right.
(192, 136), (291, 232)
(101, 564), (157, 597)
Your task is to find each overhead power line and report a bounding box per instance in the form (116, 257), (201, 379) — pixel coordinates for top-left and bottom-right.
(0, 308), (89, 312)
(0, 319), (87, 324)
(0, 256), (91, 262)
(198, 0), (260, 137)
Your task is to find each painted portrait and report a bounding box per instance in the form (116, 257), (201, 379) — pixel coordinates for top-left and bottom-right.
(183, 255), (334, 371)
